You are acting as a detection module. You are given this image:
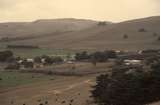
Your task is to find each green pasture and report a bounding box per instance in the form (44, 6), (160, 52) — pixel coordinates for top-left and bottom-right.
(0, 71), (54, 88)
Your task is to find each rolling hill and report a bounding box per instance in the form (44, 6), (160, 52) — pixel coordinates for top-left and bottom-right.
(0, 18), (98, 38)
(0, 16), (160, 51)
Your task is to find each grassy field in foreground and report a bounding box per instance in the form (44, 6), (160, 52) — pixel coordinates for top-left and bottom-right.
(0, 71), (54, 88)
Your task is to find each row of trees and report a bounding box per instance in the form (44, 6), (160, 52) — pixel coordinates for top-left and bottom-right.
(75, 50), (117, 63)
(34, 55), (63, 65)
(91, 57), (160, 105)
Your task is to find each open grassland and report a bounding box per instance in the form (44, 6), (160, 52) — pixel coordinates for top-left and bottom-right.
(0, 71), (54, 89)
(0, 62), (112, 89)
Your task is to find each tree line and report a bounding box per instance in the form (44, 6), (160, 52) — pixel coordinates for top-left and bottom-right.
(75, 50), (117, 62)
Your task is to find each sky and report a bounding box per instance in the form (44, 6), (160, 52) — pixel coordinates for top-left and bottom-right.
(0, 0), (160, 22)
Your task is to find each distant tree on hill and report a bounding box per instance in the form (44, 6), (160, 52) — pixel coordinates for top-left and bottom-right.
(157, 36), (160, 41)
(138, 28), (147, 32)
(98, 21), (107, 26)
(153, 32), (158, 37)
(123, 34), (128, 39)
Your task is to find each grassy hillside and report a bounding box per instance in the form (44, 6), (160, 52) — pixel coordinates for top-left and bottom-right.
(0, 16), (160, 51)
(0, 18), (98, 39)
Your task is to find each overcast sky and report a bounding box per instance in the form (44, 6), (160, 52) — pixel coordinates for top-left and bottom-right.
(0, 0), (159, 22)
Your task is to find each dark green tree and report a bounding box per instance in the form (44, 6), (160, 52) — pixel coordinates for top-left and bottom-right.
(0, 50), (13, 62)
(91, 65), (160, 105)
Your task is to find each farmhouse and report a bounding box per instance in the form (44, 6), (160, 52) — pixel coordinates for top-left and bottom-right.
(124, 60), (142, 66)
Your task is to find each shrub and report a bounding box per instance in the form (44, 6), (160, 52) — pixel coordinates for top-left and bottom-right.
(34, 56), (42, 63)
(22, 60), (34, 68)
(52, 57), (63, 63)
(153, 33), (158, 36)
(98, 21), (107, 26)
(47, 71), (53, 75)
(138, 28), (147, 32)
(45, 101), (48, 104)
(43, 56), (54, 64)
(90, 51), (108, 62)
(0, 50), (13, 62)
(5, 63), (20, 70)
(75, 51), (90, 61)
(123, 34), (128, 39)
(157, 36), (160, 41)
(104, 50), (117, 58)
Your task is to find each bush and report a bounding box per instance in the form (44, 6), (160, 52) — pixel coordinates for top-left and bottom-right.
(91, 51), (108, 62)
(153, 33), (158, 36)
(41, 55), (63, 65)
(104, 50), (117, 59)
(98, 21), (107, 26)
(123, 34), (128, 39)
(52, 57), (63, 63)
(157, 36), (160, 41)
(43, 56), (54, 64)
(34, 56), (42, 63)
(91, 64), (160, 105)
(0, 50), (13, 62)
(22, 60), (34, 68)
(47, 71), (53, 75)
(5, 63), (20, 70)
(138, 28), (147, 32)
(75, 51), (90, 61)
